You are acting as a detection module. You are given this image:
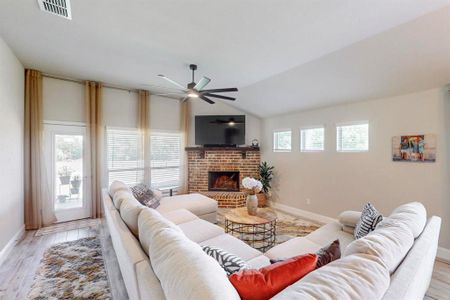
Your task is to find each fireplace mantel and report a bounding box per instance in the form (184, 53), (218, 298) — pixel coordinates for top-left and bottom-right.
(185, 146), (259, 159)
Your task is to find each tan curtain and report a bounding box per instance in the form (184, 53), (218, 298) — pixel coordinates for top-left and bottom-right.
(179, 99), (190, 194)
(138, 90), (150, 185)
(24, 69), (56, 229)
(85, 81), (103, 218)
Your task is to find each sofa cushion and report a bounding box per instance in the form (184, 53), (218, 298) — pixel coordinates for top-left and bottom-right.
(138, 207), (182, 256)
(389, 202), (427, 238)
(246, 255), (271, 269)
(178, 219), (224, 243)
(303, 222), (354, 251)
(229, 253), (317, 300)
(156, 193), (218, 216)
(202, 245), (249, 275)
(148, 221), (240, 300)
(272, 253), (390, 300)
(345, 217), (414, 274)
(119, 196), (145, 237)
(338, 210), (361, 228)
(265, 237), (322, 260)
(161, 209), (199, 224)
(200, 234), (262, 262)
(109, 180), (129, 197)
(113, 190), (133, 210)
(354, 203), (383, 239)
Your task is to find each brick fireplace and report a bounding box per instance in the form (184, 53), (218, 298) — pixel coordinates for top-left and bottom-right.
(186, 147), (260, 208)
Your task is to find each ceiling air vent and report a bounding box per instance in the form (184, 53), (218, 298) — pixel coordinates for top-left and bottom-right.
(37, 0), (72, 20)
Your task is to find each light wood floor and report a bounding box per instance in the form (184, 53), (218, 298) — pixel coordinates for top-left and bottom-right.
(0, 219), (449, 300)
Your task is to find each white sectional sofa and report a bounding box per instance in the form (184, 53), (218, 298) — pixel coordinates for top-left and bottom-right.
(103, 182), (441, 300)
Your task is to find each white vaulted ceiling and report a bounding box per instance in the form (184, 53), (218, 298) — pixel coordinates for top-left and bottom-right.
(0, 0), (449, 116)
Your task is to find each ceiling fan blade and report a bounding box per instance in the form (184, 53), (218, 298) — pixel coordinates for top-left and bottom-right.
(157, 74), (187, 90)
(199, 88), (238, 93)
(200, 95), (215, 104)
(203, 93), (236, 101)
(194, 76), (211, 91)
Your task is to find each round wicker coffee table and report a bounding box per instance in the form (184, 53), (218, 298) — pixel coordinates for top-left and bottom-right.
(224, 207), (277, 252)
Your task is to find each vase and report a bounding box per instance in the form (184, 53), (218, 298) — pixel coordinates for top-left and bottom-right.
(246, 194), (258, 216)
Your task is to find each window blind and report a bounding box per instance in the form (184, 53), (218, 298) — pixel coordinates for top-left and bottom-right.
(150, 132), (181, 189)
(301, 127), (324, 152)
(336, 122), (369, 152)
(273, 130), (292, 152)
(107, 128), (144, 186)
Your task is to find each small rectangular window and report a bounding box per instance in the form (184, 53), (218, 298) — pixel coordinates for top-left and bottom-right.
(300, 127), (324, 152)
(150, 131), (182, 189)
(336, 122), (369, 152)
(273, 130), (292, 152)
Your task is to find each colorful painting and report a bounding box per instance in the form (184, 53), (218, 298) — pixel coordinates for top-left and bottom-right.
(392, 134), (436, 162)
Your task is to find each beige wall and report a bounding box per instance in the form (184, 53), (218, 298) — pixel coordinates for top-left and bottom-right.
(261, 88), (450, 248)
(0, 37), (24, 252)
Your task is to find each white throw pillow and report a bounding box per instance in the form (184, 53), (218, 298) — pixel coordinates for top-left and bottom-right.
(147, 220), (240, 299)
(389, 202), (427, 238)
(344, 218), (414, 273)
(109, 180), (129, 197)
(138, 207), (181, 256)
(272, 253), (390, 300)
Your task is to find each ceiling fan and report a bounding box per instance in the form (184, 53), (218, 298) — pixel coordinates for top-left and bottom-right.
(156, 64), (238, 104)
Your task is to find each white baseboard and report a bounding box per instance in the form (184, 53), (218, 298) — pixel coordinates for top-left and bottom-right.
(270, 202), (337, 224)
(0, 225), (25, 267)
(437, 247), (450, 263)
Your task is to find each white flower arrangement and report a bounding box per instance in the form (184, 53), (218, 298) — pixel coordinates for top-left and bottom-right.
(242, 177), (263, 195)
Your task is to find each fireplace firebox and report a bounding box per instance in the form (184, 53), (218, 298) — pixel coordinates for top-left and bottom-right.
(208, 171), (240, 192)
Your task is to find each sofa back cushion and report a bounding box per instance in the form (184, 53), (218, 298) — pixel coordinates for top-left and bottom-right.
(344, 218), (414, 274)
(113, 190), (133, 210)
(389, 202), (427, 238)
(109, 180), (129, 197)
(138, 207), (181, 256)
(120, 196), (145, 237)
(142, 209), (240, 300)
(272, 253), (390, 300)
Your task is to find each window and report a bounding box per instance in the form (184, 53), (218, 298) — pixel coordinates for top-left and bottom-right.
(107, 128), (144, 186)
(150, 132), (182, 189)
(300, 127), (324, 152)
(273, 130), (292, 152)
(336, 122), (369, 152)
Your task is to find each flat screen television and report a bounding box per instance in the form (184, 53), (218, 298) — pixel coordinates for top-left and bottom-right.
(195, 115), (245, 146)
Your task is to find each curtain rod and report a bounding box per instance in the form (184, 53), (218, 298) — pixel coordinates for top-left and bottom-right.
(42, 73), (141, 93)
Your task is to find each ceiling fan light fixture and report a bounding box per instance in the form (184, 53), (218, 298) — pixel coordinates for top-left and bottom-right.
(188, 92), (199, 98)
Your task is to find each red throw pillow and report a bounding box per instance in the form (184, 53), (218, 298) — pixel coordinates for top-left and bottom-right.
(229, 253), (317, 300)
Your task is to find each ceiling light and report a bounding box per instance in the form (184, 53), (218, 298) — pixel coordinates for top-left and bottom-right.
(188, 92), (199, 98)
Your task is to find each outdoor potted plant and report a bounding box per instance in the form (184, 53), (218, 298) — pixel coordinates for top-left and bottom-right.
(58, 166), (72, 185)
(242, 177), (263, 216)
(257, 161), (274, 207)
(70, 175), (81, 195)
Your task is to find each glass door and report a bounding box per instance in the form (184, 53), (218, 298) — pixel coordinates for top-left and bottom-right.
(45, 123), (91, 222)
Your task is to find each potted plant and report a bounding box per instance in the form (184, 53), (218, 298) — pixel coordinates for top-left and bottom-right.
(242, 177), (263, 215)
(257, 161), (274, 207)
(57, 194), (69, 203)
(70, 175), (81, 195)
(58, 166), (72, 185)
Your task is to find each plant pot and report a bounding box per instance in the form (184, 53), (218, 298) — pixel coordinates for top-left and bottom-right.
(59, 175), (71, 185)
(70, 187), (80, 194)
(71, 180), (81, 189)
(256, 193), (267, 207)
(246, 194), (258, 216)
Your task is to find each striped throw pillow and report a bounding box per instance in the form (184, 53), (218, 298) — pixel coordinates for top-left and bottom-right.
(354, 203), (383, 239)
(202, 245), (249, 276)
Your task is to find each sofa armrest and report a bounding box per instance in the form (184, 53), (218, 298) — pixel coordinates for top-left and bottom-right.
(338, 211), (361, 228)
